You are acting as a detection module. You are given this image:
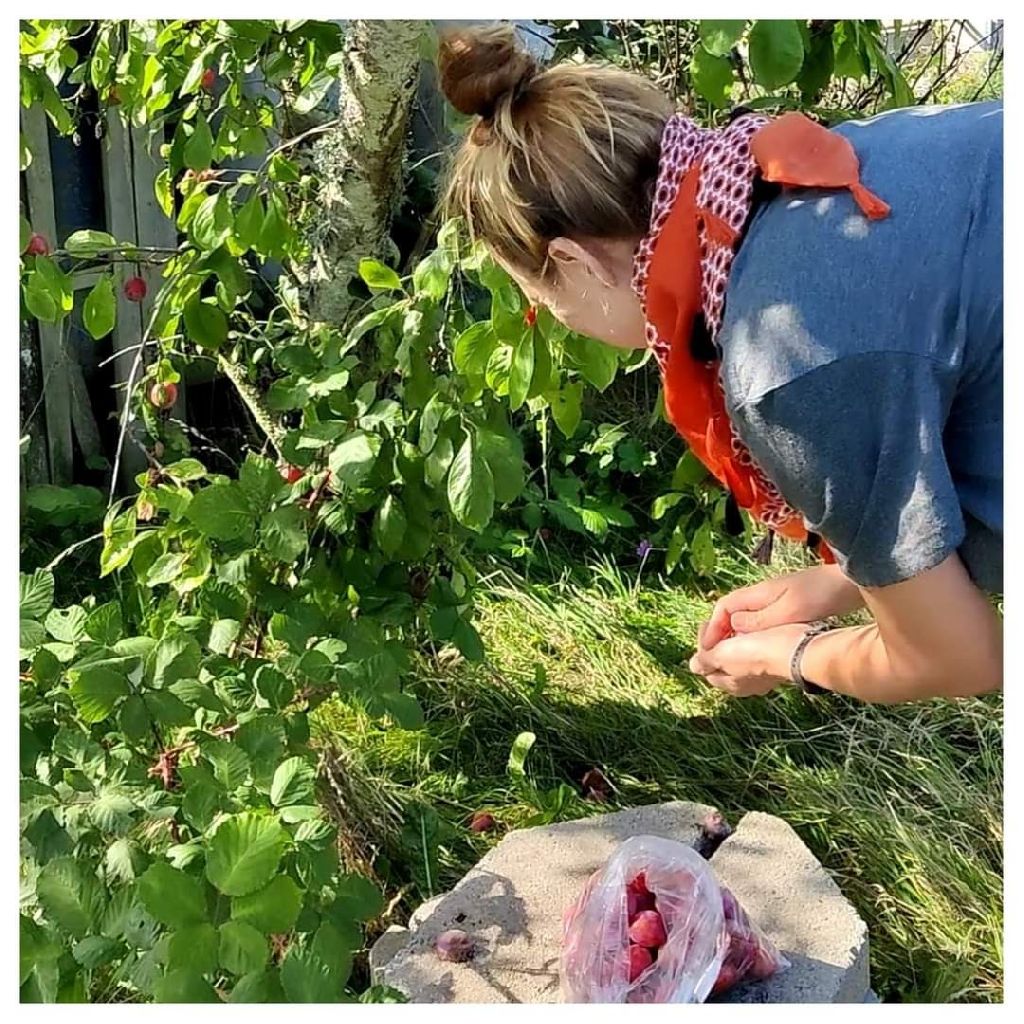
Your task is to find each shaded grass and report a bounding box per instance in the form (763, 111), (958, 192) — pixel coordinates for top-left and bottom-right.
(314, 547), (1002, 1003)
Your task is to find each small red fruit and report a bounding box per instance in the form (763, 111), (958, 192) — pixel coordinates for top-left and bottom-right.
(628, 910), (667, 949)
(435, 929), (474, 963)
(627, 888), (657, 922)
(627, 944), (653, 983)
(711, 962), (739, 997)
(149, 381), (178, 410)
(201, 68), (216, 92)
(627, 873), (650, 896)
(124, 276), (147, 302)
(470, 811), (496, 833)
(280, 464), (303, 484)
(524, 305), (537, 327)
(25, 233), (49, 257)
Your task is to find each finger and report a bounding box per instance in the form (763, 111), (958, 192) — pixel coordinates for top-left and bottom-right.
(704, 672), (737, 695)
(689, 649), (716, 676)
(702, 601), (734, 649)
(697, 621), (709, 649)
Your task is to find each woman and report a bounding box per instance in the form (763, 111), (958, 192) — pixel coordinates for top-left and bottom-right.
(438, 26), (1003, 704)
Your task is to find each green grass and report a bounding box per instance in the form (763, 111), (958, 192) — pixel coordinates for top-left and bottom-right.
(314, 546), (1002, 1003)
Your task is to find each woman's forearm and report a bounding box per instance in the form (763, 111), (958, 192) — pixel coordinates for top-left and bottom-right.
(797, 621), (1001, 703)
(815, 562), (867, 617)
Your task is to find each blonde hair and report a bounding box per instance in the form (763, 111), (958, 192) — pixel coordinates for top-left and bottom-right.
(438, 25), (674, 276)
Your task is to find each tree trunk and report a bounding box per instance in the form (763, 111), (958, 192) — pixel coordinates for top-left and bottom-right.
(297, 20), (425, 326)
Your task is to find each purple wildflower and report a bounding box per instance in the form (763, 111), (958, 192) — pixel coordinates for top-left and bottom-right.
(636, 539), (653, 559)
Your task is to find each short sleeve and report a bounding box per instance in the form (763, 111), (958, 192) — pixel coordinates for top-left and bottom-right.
(731, 352), (965, 587)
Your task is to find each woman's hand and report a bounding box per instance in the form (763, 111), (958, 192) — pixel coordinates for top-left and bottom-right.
(688, 623), (810, 697)
(700, 564), (864, 650)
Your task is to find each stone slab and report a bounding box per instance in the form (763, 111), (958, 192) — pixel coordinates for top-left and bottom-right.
(710, 812), (870, 1004)
(376, 803), (871, 1004)
(380, 801), (714, 1002)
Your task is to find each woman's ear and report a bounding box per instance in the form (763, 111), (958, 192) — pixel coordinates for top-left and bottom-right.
(548, 237), (616, 288)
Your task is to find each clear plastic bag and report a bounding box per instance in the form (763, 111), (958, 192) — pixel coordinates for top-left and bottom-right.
(560, 835), (789, 1003)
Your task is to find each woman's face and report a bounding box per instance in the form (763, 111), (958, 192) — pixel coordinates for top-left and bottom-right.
(494, 236), (648, 350)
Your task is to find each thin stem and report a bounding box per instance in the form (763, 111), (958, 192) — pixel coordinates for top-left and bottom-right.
(43, 532), (104, 571)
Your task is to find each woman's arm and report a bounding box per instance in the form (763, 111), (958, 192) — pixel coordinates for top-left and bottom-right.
(689, 552), (1002, 702)
(799, 553), (1002, 702)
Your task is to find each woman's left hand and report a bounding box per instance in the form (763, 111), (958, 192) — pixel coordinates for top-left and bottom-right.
(688, 622), (810, 697)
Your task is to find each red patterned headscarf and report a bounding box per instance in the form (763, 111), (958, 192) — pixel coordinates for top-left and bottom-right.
(632, 111), (890, 563)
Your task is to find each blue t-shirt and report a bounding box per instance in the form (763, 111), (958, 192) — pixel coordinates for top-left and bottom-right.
(718, 101), (1003, 592)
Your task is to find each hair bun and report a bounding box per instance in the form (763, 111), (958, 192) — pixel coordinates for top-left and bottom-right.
(438, 24), (538, 119)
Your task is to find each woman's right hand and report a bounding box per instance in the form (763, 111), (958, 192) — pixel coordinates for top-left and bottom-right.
(700, 564), (865, 650)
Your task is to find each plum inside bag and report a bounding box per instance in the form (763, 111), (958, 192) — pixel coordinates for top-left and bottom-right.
(560, 835), (789, 1003)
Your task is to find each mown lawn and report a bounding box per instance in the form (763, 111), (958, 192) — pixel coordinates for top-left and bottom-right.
(314, 547), (1003, 1003)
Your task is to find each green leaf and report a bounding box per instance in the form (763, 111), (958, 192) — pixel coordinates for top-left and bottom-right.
(261, 504), (308, 563)
(447, 434), (494, 531)
(381, 692), (424, 729)
(280, 947), (341, 1003)
(147, 690), (195, 728)
(184, 296), (229, 350)
(453, 321), (496, 377)
(206, 812), (289, 897)
(358, 259), (402, 292)
(798, 27), (836, 100)
(293, 70), (335, 114)
(68, 665), (129, 723)
(330, 873), (384, 922)
(672, 449), (709, 488)
(82, 275), (117, 339)
(452, 618), (485, 662)
(154, 970), (219, 1003)
(73, 935), (122, 970)
(508, 331), (535, 411)
(155, 168), (174, 218)
(699, 20), (746, 56)
(190, 192), (232, 250)
(89, 790), (135, 834)
(235, 193), (265, 252)
(83, 601), (122, 645)
(691, 45), (735, 109)
(182, 779), (226, 833)
(508, 730), (536, 778)
(548, 382), (583, 439)
(271, 757), (317, 808)
(254, 665), (294, 709)
(691, 518), (717, 576)
(373, 494), (406, 556)
(652, 492), (685, 520)
(150, 633), (201, 689)
(238, 453), (284, 513)
(24, 280), (59, 323)
(748, 20), (806, 89)
(258, 192), (291, 258)
(146, 551), (189, 587)
(44, 605), (87, 643)
(476, 428), (525, 504)
(412, 248), (452, 302)
(138, 862), (208, 929)
(20, 569), (54, 620)
(328, 431), (381, 489)
(235, 717), (287, 785)
(168, 923), (219, 975)
(183, 114), (215, 171)
(65, 229), (118, 258)
(203, 739), (251, 791)
(207, 618), (240, 655)
(105, 837), (145, 883)
(229, 969), (280, 1003)
(219, 921), (268, 977)
(231, 875), (302, 934)
(188, 482), (254, 541)
(417, 394), (447, 454)
(311, 921), (354, 987)
(564, 334), (619, 391)
(36, 858), (104, 940)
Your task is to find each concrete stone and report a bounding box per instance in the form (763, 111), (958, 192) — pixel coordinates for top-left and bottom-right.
(376, 803), (871, 1004)
(369, 925), (411, 985)
(709, 812), (870, 1004)
(380, 801), (714, 1003)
